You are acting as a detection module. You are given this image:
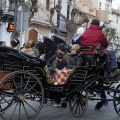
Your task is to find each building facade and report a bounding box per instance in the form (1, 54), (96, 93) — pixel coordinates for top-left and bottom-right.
(0, 0), (120, 46)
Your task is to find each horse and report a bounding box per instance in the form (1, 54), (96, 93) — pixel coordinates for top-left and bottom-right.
(36, 36), (66, 62)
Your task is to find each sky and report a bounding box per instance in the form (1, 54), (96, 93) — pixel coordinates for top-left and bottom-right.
(112, 0), (120, 9)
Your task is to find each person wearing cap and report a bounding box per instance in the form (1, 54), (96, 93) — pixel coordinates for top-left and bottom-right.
(80, 19), (119, 77)
(80, 18), (119, 109)
(80, 19), (108, 54)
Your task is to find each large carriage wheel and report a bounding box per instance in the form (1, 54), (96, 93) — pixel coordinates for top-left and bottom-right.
(113, 84), (120, 116)
(69, 89), (88, 117)
(0, 70), (44, 120)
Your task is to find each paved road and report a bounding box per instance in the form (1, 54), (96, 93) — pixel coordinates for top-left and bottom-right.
(34, 100), (120, 120)
(0, 96), (119, 120)
(0, 83), (120, 120)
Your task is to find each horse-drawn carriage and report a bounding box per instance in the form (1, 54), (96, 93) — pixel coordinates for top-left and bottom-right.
(0, 45), (120, 120)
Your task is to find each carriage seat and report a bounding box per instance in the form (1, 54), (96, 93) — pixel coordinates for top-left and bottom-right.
(0, 46), (46, 68)
(80, 46), (95, 65)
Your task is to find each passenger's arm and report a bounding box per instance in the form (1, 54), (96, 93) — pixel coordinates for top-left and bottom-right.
(66, 55), (83, 69)
(101, 34), (108, 48)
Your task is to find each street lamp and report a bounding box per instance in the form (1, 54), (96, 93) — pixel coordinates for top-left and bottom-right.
(11, 0), (25, 39)
(67, 0), (72, 19)
(0, 0), (3, 17)
(11, 0), (19, 39)
(57, 0), (62, 27)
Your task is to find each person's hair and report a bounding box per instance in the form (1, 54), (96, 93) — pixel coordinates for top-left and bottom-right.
(71, 44), (80, 52)
(56, 52), (63, 59)
(11, 39), (20, 47)
(57, 43), (66, 52)
(0, 41), (5, 46)
(28, 40), (36, 48)
(91, 19), (100, 26)
(24, 42), (31, 49)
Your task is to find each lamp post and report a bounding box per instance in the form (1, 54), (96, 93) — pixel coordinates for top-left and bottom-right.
(0, 0), (2, 9)
(0, 0), (3, 17)
(67, 0), (71, 19)
(12, 0), (18, 39)
(57, 0), (62, 28)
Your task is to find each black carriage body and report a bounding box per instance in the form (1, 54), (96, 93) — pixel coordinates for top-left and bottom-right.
(0, 46), (48, 87)
(47, 53), (107, 99)
(0, 46), (107, 99)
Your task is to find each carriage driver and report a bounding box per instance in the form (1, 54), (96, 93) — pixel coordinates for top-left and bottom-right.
(80, 19), (120, 78)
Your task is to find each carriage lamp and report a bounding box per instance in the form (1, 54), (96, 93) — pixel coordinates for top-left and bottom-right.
(99, 50), (106, 56)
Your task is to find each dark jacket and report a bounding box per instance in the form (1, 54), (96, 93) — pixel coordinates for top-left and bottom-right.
(66, 52), (83, 69)
(56, 59), (67, 70)
(53, 52), (70, 68)
(80, 24), (108, 55)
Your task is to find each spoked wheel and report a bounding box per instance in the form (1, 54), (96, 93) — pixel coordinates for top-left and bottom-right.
(113, 84), (120, 116)
(0, 70), (44, 120)
(69, 89), (88, 117)
(0, 93), (13, 112)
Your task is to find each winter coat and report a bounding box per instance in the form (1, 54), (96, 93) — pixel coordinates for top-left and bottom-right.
(21, 48), (36, 57)
(56, 59), (67, 70)
(66, 52), (83, 69)
(80, 24), (109, 55)
(53, 52), (70, 68)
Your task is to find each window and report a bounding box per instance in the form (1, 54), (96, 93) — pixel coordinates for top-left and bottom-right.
(105, 4), (109, 9)
(105, 0), (110, 9)
(46, 0), (50, 11)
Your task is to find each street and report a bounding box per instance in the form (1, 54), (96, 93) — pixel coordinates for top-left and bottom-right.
(34, 100), (120, 120)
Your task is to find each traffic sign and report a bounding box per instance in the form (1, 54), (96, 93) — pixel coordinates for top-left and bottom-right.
(7, 23), (14, 32)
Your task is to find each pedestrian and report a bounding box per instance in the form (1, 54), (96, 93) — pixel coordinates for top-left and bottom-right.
(11, 39), (20, 50)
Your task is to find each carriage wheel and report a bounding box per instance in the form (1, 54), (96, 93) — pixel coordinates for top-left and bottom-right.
(113, 84), (120, 116)
(69, 89), (88, 117)
(0, 70), (44, 120)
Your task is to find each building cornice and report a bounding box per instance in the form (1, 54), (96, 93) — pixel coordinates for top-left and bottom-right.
(30, 19), (51, 27)
(112, 8), (120, 15)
